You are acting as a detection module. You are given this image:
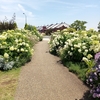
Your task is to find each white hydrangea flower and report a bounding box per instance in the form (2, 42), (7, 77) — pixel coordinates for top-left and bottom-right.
(56, 42), (59, 45)
(83, 52), (87, 56)
(2, 42), (7, 45)
(10, 46), (14, 51)
(15, 39), (18, 43)
(26, 43), (29, 47)
(4, 53), (9, 59)
(82, 46), (87, 49)
(17, 49), (19, 52)
(71, 47), (73, 50)
(98, 34), (100, 39)
(0, 35), (7, 40)
(85, 49), (88, 53)
(68, 51), (70, 54)
(87, 54), (93, 59)
(94, 48), (99, 53)
(82, 43), (86, 45)
(78, 43), (81, 47)
(78, 49), (81, 53)
(82, 57), (88, 62)
(65, 42), (68, 45)
(22, 42), (26, 45)
(17, 32), (21, 36)
(21, 48), (24, 52)
(19, 39), (22, 42)
(74, 44), (80, 48)
(69, 52), (72, 56)
(71, 38), (74, 42)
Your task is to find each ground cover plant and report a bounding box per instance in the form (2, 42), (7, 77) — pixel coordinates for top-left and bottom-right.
(49, 28), (100, 99)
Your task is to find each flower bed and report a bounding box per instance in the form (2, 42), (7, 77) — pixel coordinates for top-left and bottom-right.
(49, 29), (100, 99)
(0, 29), (42, 70)
(49, 29), (100, 61)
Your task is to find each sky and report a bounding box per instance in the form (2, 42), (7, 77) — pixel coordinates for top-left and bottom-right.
(0, 0), (100, 30)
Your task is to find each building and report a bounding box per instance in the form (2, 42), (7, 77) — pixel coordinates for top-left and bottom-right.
(37, 22), (69, 34)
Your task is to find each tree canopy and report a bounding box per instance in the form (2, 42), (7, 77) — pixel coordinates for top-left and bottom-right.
(70, 20), (87, 31)
(97, 22), (100, 32)
(0, 13), (17, 31)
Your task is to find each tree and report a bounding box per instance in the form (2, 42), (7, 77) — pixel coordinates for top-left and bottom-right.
(0, 13), (17, 31)
(8, 13), (17, 29)
(24, 24), (37, 32)
(97, 22), (100, 32)
(70, 20), (87, 31)
(24, 23), (28, 29)
(66, 28), (76, 33)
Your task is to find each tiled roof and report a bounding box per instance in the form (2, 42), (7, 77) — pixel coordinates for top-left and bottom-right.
(47, 24), (57, 29)
(47, 22), (69, 29)
(37, 22), (69, 30)
(51, 23), (60, 29)
(37, 26), (43, 30)
(56, 22), (69, 28)
(46, 24), (53, 29)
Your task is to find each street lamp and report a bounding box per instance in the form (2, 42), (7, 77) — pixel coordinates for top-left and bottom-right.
(23, 13), (27, 25)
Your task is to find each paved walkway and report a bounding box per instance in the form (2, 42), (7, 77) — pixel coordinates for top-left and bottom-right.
(14, 39), (92, 100)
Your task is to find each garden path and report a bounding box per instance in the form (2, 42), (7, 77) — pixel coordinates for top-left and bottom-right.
(14, 38), (92, 100)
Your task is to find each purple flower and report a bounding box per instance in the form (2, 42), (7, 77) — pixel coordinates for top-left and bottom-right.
(86, 53), (100, 98)
(90, 78), (93, 82)
(95, 52), (100, 62)
(93, 93), (97, 98)
(97, 94), (100, 98)
(97, 88), (100, 92)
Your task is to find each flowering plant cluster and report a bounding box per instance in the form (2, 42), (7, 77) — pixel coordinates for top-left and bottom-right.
(49, 30), (67, 55)
(49, 28), (100, 99)
(0, 29), (42, 70)
(84, 52), (100, 99)
(49, 29), (100, 62)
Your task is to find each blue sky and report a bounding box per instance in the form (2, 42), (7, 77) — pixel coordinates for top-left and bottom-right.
(0, 0), (100, 30)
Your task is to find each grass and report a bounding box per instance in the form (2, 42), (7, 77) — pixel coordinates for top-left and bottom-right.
(65, 61), (88, 82)
(0, 67), (21, 100)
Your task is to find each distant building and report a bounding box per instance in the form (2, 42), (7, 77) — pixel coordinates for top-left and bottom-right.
(37, 22), (69, 34)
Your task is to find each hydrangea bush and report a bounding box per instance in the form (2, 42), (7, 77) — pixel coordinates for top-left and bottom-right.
(0, 29), (42, 70)
(84, 53), (100, 99)
(49, 30), (67, 55)
(49, 29), (100, 62)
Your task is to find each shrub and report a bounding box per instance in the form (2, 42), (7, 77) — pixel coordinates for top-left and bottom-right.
(0, 55), (15, 70)
(24, 24), (43, 41)
(49, 30), (67, 55)
(0, 29), (40, 70)
(0, 13), (17, 32)
(86, 53), (100, 99)
(49, 29), (100, 62)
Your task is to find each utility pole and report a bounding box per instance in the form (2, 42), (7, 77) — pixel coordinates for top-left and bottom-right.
(23, 13), (27, 24)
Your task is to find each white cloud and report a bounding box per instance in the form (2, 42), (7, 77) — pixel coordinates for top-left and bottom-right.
(28, 12), (34, 17)
(18, 4), (26, 12)
(0, 0), (36, 28)
(0, 5), (8, 10)
(18, 4), (34, 17)
(45, 0), (98, 9)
